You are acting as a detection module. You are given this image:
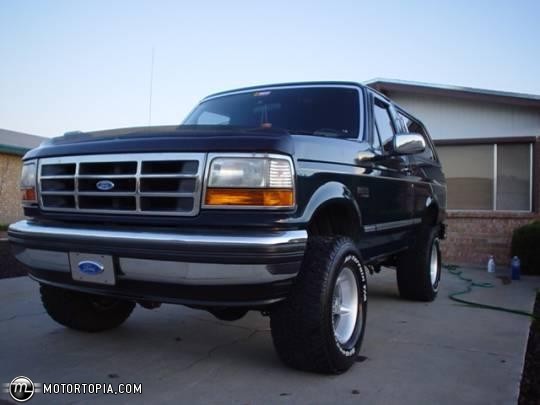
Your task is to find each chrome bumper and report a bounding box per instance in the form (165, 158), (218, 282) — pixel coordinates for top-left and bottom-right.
(8, 220), (307, 286)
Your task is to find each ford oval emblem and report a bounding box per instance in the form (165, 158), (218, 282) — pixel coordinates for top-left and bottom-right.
(78, 261), (105, 275)
(96, 180), (115, 191)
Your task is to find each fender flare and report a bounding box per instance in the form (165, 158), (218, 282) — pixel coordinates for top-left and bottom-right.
(297, 182), (363, 228)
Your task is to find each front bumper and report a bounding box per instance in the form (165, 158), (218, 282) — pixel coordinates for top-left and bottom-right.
(8, 220), (307, 307)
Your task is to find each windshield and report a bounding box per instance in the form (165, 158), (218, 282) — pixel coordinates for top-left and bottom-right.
(183, 87), (360, 139)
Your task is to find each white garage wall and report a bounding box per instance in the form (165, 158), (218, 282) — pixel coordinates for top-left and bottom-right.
(387, 92), (540, 140)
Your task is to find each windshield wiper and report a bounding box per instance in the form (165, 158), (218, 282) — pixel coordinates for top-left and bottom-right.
(313, 128), (348, 137)
(288, 129), (314, 135)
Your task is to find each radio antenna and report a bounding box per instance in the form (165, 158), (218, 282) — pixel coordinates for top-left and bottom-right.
(148, 47), (155, 126)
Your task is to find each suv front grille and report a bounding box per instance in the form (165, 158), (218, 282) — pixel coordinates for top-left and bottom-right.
(38, 153), (206, 216)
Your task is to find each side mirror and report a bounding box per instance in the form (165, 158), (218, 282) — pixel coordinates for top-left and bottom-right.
(393, 133), (426, 155)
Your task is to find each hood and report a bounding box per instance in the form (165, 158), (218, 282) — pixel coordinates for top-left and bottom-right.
(24, 125), (295, 160)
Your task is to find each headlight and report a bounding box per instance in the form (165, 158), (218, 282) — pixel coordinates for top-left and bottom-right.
(20, 160), (38, 205)
(204, 155), (294, 208)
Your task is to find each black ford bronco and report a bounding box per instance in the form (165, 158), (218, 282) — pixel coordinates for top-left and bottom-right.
(9, 82), (446, 374)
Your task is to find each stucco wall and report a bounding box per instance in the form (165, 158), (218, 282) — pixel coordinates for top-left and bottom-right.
(387, 91), (540, 140)
(0, 153), (23, 225)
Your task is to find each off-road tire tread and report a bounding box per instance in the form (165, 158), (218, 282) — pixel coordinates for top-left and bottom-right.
(396, 225), (440, 302)
(270, 236), (362, 373)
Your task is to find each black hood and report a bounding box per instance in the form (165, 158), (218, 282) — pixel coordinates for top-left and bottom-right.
(24, 125), (295, 160)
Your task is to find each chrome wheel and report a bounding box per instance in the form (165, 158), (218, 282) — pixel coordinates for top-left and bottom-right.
(430, 239), (440, 287)
(332, 265), (359, 345)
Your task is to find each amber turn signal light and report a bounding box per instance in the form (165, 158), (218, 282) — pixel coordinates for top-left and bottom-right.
(205, 188), (294, 207)
(21, 188), (37, 203)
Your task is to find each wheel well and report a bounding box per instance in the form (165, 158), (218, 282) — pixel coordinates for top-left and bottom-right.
(307, 201), (361, 242)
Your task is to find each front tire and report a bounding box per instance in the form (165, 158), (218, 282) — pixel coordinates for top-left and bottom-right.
(270, 237), (367, 374)
(40, 285), (135, 332)
(396, 225), (441, 301)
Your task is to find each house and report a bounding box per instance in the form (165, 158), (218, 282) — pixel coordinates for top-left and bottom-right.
(0, 129), (46, 225)
(366, 78), (540, 267)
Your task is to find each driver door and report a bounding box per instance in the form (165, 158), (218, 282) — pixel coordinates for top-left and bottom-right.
(366, 95), (415, 229)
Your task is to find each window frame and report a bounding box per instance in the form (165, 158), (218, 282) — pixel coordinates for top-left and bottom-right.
(370, 94), (397, 154)
(437, 141), (533, 212)
(493, 143), (534, 212)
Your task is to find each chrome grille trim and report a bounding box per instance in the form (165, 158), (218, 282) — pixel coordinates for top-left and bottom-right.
(38, 153), (206, 216)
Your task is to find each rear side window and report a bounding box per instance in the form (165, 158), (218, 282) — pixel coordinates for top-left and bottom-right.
(397, 111), (435, 161)
(373, 99), (395, 152)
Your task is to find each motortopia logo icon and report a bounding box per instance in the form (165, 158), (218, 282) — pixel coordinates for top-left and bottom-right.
(3, 377), (142, 401)
(8, 376), (35, 402)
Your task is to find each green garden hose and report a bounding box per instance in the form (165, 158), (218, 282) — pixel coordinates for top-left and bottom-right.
(444, 265), (538, 320)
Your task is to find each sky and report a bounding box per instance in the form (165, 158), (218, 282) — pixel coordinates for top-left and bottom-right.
(1, 0), (539, 138)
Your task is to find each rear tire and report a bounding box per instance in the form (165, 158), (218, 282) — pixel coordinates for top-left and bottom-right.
(270, 237), (367, 374)
(396, 225), (441, 301)
(40, 285), (135, 332)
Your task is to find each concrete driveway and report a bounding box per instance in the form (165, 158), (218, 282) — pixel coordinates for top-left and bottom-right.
(0, 268), (538, 405)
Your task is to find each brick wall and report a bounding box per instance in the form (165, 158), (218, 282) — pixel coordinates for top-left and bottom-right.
(440, 211), (539, 268)
(0, 153), (23, 225)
